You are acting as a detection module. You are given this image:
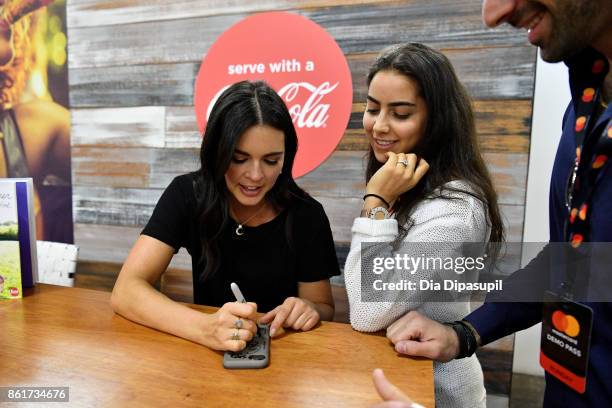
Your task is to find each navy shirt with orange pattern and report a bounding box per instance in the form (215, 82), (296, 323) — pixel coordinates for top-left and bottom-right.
(465, 48), (612, 406)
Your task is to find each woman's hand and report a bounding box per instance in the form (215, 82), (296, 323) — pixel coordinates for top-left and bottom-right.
(259, 297), (320, 337)
(366, 152), (429, 207)
(201, 301), (259, 351)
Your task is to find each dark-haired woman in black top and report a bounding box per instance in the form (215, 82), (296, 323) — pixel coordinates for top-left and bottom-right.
(111, 81), (340, 352)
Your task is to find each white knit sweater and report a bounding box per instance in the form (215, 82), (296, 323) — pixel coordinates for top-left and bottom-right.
(344, 180), (488, 408)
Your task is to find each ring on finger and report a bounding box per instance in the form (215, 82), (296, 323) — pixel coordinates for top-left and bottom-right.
(234, 318), (243, 329)
(397, 159), (409, 167)
(231, 330), (240, 341)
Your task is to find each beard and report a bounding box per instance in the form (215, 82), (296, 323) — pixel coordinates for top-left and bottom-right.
(538, 0), (600, 62)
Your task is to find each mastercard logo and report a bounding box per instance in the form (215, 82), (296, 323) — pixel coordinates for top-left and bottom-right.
(552, 310), (580, 337)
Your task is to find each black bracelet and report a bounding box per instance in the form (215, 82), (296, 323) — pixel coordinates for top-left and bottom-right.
(444, 321), (478, 359)
(461, 319), (482, 348)
(363, 193), (390, 208)
(444, 322), (468, 359)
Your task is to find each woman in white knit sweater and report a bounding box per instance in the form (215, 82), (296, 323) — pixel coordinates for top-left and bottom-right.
(344, 43), (504, 407)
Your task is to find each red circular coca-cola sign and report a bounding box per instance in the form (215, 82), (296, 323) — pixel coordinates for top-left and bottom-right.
(194, 12), (353, 178)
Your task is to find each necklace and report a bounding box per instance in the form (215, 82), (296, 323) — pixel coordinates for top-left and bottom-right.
(234, 203), (267, 236)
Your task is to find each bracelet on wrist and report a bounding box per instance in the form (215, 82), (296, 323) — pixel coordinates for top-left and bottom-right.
(461, 319), (482, 347)
(363, 193), (390, 208)
(444, 321), (478, 359)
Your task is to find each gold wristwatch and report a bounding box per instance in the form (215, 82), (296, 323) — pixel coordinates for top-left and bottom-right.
(361, 206), (390, 220)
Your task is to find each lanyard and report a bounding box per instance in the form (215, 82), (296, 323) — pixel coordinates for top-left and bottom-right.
(563, 48), (611, 249)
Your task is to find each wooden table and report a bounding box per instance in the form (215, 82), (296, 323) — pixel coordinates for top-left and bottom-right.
(0, 284), (433, 407)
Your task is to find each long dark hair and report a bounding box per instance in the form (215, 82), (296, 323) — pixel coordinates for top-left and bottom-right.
(365, 43), (504, 246)
(194, 80), (308, 281)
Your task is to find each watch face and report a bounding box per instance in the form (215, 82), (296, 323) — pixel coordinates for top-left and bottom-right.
(369, 206), (388, 220)
(374, 209), (386, 220)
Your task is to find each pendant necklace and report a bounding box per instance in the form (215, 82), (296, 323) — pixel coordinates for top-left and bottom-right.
(234, 203), (267, 236)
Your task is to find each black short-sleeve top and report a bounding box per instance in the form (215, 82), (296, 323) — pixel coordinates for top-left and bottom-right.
(142, 173), (340, 312)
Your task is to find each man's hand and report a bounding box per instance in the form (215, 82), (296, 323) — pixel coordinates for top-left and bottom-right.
(371, 368), (425, 408)
(386, 311), (460, 362)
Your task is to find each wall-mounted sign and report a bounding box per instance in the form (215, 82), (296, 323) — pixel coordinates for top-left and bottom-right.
(194, 12), (353, 178)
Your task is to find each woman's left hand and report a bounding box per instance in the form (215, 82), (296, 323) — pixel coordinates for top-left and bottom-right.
(259, 297), (321, 337)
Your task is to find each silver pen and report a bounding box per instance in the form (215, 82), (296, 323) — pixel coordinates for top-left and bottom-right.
(230, 282), (247, 303)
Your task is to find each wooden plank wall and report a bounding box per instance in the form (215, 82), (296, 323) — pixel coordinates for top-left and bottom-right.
(68, 0), (536, 398)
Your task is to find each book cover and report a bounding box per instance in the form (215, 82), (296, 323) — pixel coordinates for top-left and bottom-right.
(0, 178), (38, 299)
(0, 181), (22, 298)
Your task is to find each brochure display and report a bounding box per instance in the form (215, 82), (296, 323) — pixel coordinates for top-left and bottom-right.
(0, 178), (38, 299)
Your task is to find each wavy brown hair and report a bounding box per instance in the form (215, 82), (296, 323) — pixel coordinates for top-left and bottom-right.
(0, 2), (38, 108)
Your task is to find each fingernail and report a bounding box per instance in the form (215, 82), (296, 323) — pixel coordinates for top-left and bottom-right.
(269, 328), (276, 337)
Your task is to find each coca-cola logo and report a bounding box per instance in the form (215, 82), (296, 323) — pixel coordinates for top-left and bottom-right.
(194, 12), (353, 178)
(278, 82), (337, 129)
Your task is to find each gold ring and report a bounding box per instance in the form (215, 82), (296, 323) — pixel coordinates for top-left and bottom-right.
(231, 330), (240, 341)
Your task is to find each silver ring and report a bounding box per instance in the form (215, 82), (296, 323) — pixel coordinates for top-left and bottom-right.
(397, 159), (409, 167)
(231, 330), (240, 341)
(234, 319), (243, 329)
